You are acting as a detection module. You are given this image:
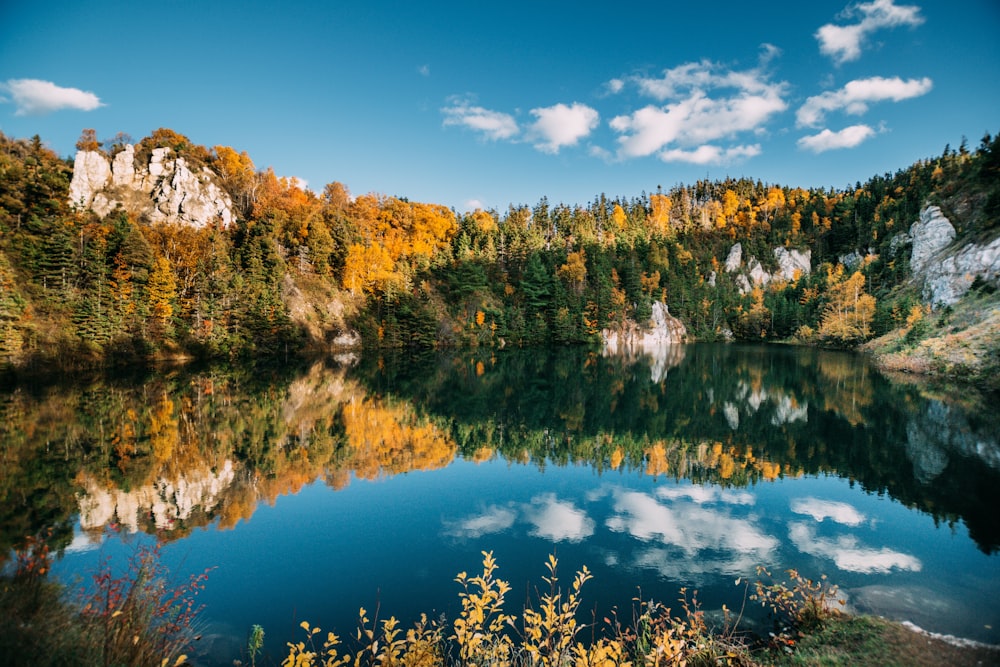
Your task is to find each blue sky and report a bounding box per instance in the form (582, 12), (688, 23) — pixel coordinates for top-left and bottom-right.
(1, 0), (998, 211)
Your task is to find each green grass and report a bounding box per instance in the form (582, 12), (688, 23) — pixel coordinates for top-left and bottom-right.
(764, 615), (1000, 667)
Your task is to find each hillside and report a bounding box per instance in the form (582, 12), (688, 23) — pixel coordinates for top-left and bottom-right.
(1, 128), (997, 387)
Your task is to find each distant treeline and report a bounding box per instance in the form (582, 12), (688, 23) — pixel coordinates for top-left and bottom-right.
(1, 128), (997, 368)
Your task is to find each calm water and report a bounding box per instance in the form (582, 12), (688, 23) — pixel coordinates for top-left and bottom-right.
(3, 344), (999, 663)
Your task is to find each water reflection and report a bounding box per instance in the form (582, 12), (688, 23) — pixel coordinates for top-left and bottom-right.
(2, 344), (1000, 651)
(2, 345), (1000, 557)
(603, 485), (778, 579)
(786, 522), (922, 574)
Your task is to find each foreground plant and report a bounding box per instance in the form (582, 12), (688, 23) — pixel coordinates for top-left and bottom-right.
(280, 551), (770, 667)
(1, 530), (209, 667)
(749, 567), (845, 653)
(80, 540), (211, 667)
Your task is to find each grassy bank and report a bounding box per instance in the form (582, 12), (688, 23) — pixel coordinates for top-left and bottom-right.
(861, 287), (1000, 393)
(271, 555), (999, 667)
(4, 544), (997, 666)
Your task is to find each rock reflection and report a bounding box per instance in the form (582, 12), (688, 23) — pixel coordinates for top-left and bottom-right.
(2, 344), (1000, 558)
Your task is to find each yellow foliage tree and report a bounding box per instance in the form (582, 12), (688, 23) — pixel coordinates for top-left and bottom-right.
(471, 209), (496, 234)
(342, 243), (399, 295)
(648, 194), (672, 236)
(147, 256), (177, 326)
(557, 249), (587, 295)
(611, 204), (627, 230)
(818, 270), (876, 344)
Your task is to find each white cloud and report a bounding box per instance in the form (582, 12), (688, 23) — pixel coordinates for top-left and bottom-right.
(659, 143), (761, 165)
(606, 489), (777, 560)
(609, 56), (786, 160)
(524, 494), (595, 542)
(797, 76), (933, 127)
(528, 102), (599, 154)
(630, 546), (763, 581)
(798, 125), (876, 152)
(2, 78), (103, 115)
(657, 485), (720, 504)
(656, 485), (756, 505)
(789, 522), (922, 573)
(605, 78), (625, 95)
(790, 498), (866, 526)
(442, 98), (519, 141)
(588, 145), (614, 161)
(816, 0), (926, 64)
(418, 64), (430, 77)
(446, 505), (516, 538)
(464, 199), (485, 211)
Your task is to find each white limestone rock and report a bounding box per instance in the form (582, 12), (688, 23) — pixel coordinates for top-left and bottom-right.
(774, 247), (811, 281)
(68, 150), (111, 206)
(726, 244), (811, 294)
(601, 301), (687, 381)
(111, 144), (136, 186)
(747, 258), (770, 288)
(909, 205), (1000, 307)
(840, 250), (863, 270)
(725, 243), (742, 272)
(910, 206), (956, 276)
(68, 144), (233, 228)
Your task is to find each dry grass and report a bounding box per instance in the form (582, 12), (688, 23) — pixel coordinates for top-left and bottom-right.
(863, 291), (1000, 391)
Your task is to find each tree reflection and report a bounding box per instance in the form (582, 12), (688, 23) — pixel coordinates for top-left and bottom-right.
(1, 344), (999, 560)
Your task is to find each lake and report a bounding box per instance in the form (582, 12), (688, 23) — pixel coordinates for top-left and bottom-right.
(3, 343), (999, 663)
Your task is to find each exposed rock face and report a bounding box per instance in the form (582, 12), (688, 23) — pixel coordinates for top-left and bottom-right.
(68, 150), (111, 206)
(725, 243), (742, 272)
(602, 301), (687, 360)
(909, 205), (1000, 308)
(774, 247), (811, 281)
(909, 206), (955, 275)
(725, 244), (811, 294)
(68, 146), (233, 228)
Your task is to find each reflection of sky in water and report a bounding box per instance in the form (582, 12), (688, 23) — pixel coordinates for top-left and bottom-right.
(790, 497), (866, 526)
(788, 522), (922, 574)
(524, 494), (595, 542)
(605, 488), (777, 558)
(53, 459), (1000, 657)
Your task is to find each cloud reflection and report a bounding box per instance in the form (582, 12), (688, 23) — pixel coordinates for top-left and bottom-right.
(445, 504), (516, 538)
(446, 495), (596, 543)
(656, 485), (756, 506)
(790, 497), (866, 526)
(788, 522), (922, 574)
(525, 494), (595, 542)
(606, 489), (777, 577)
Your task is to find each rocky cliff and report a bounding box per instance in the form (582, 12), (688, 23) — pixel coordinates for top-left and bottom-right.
(68, 144), (234, 228)
(602, 301), (687, 370)
(901, 205), (1000, 308)
(723, 243), (811, 294)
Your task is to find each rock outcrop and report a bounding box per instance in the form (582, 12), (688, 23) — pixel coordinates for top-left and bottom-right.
(68, 145), (234, 228)
(602, 301), (687, 359)
(602, 303), (687, 383)
(725, 244), (811, 294)
(906, 205), (1000, 308)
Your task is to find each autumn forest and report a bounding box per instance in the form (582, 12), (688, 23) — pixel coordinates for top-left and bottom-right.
(1, 127), (998, 371)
